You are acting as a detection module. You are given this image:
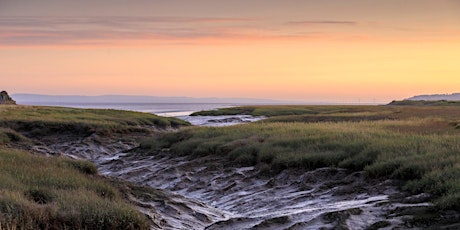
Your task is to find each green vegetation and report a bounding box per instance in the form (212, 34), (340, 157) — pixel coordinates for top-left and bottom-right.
(192, 104), (460, 118)
(191, 105), (392, 117)
(0, 128), (30, 145)
(2, 103), (460, 228)
(191, 105), (319, 116)
(389, 100), (460, 106)
(0, 105), (192, 229)
(0, 105), (189, 137)
(0, 147), (150, 229)
(143, 105), (460, 210)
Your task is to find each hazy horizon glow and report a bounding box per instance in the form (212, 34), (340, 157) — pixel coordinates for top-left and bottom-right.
(1, 0), (459, 103)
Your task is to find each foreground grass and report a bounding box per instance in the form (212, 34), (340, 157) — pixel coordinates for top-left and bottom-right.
(0, 146), (150, 229)
(0, 105), (191, 229)
(143, 105), (460, 210)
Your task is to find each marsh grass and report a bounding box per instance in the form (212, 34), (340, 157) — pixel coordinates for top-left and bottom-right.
(0, 105), (197, 229)
(389, 100), (460, 106)
(191, 105), (370, 117)
(142, 105), (460, 209)
(0, 147), (150, 229)
(192, 104), (460, 121)
(0, 105), (189, 138)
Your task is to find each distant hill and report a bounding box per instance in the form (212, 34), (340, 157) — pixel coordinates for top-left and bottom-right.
(12, 94), (289, 105)
(407, 93), (460, 101)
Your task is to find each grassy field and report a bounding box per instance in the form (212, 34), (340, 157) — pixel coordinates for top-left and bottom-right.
(0, 105), (189, 138)
(0, 105), (191, 229)
(143, 104), (460, 210)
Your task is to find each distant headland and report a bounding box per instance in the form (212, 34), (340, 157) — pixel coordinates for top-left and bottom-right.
(406, 93), (460, 101)
(388, 93), (460, 106)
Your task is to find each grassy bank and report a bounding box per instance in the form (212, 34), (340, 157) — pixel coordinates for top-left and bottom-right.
(191, 105), (323, 117)
(0, 105), (190, 138)
(0, 146), (150, 229)
(0, 105), (191, 229)
(142, 105), (460, 210)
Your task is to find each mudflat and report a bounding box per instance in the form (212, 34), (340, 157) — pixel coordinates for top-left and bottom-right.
(2, 104), (460, 229)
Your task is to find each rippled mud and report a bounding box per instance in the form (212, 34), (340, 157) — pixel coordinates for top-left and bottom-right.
(44, 134), (456, 230)
(178, 115), (264, 127)
(97, 151), (426, 230)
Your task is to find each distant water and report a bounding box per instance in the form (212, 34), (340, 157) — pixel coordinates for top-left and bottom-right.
(20, 102), (263, 126)
(178, 115), (264, 127)
(21, 102), (237, 117)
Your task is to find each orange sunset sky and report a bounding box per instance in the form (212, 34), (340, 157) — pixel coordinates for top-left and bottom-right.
(1, 0), (460, 103)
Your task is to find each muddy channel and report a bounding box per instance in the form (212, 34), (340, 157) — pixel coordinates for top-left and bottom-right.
(41, 134), (456, 230)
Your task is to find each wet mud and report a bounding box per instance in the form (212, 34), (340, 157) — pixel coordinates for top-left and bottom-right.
(44, 134), (454, 229)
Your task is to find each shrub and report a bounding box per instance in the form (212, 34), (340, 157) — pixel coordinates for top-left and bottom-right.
(25, 188), (55, 204)
(0, 128), (29, 144)
(68, 160), (98, 175)
(227, 145), (259, 166)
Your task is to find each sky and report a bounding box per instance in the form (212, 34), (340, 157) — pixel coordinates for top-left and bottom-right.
(1, 0), (460, 103)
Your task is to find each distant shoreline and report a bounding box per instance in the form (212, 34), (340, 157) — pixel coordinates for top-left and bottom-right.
(13, 101), (239, 117)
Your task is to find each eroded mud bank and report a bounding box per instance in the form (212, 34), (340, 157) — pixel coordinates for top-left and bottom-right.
(43, 134), (454, 229)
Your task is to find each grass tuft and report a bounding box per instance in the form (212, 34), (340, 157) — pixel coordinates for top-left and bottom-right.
(25, 188), (56, 205)
(67, 160), (98, 175)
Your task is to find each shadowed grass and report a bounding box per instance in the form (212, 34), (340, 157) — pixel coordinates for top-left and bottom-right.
(0, 128), (30, 145)
(0, 105), (191, 229)
(142, 105), (460, 210)
(0, 147), (150, 229)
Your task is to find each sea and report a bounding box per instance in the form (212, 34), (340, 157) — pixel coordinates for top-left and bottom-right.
(22, 102), (264, 126)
